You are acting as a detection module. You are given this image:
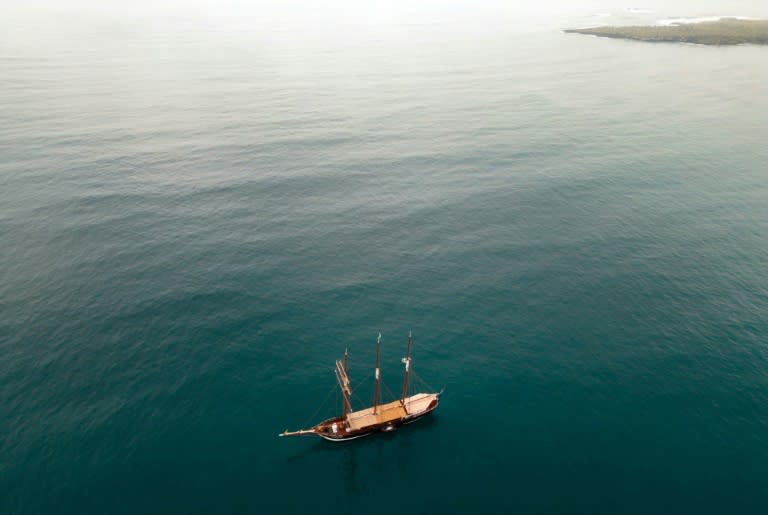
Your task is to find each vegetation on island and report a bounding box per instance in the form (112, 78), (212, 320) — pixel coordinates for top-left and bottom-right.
(565, 18), (768, 46)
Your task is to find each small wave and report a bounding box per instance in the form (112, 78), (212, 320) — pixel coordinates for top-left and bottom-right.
(627, 8), (655, 14)
(593, 12), (611, 18)
(657, 15), (756, 26)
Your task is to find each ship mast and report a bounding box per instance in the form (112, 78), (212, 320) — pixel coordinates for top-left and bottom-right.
(372, 333), (382, 414)
(400, 331), (412, 405)
(335, 348), (352, 418)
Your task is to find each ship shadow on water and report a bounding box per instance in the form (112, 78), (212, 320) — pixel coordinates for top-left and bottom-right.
(283, 414), (441, 495)
(283, 413), (440, 461)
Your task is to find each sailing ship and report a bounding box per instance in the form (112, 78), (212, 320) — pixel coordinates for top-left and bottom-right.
(279, 332), (441, 441)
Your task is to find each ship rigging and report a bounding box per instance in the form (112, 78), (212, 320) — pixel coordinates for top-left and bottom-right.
(279, 332), (441, 442)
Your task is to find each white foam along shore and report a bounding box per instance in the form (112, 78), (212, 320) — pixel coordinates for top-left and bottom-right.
(657, 16), (757, 26)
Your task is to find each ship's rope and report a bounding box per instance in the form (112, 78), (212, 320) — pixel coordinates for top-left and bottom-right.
(303, 383), (338, 428)
(381, 381), (397, 403)
(348, 376), (370, 410)
(410, 369), (437, 393)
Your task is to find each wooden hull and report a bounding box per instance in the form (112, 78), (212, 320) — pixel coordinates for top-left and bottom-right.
(281, 392), (440, 441)
(318, 397), (439, 441)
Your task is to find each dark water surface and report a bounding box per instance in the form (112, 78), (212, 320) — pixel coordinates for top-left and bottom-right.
(2, 2), (768, 513)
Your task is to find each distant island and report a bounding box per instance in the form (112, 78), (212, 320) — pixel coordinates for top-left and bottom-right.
(565, 18), (768, 46)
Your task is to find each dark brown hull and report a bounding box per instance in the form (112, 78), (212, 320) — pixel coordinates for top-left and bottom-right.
(317, 398), (438, 441)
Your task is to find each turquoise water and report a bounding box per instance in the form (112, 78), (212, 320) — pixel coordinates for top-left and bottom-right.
(2, 1), (768, 513)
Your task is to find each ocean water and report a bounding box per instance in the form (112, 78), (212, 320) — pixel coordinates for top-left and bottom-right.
(2, 1), (768, 513)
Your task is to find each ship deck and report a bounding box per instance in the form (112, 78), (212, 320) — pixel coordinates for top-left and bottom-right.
(345, 393), (437, 431)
